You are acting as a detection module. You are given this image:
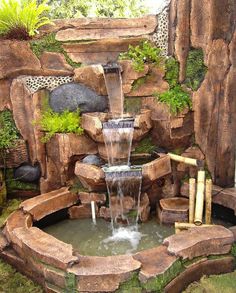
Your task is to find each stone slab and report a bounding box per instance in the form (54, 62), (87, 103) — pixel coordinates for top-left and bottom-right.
(163, 226), (234, 260)
(213, 188), (236, 215)
(69, 255), (141, 292)
(165, 256), (235, 293)
(20, 187), (78, 221)
(134, 245), (178, 282)
(56, 15), (157, 41)
(68, 204), (98, 219)
(63, 38), (145, 64)
(0, 230), (9, 250)
(13, 227), (78, 270)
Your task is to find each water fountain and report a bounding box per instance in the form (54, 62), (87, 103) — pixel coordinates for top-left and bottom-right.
(101, 62), (145, 251)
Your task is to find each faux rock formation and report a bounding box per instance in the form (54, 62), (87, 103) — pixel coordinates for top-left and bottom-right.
(41, 134), (97, 193)
(0, 79), (11, 111)
(74, 162), (106, 192)
(82, 155), (103, 166)
(68, 204), (98, 219)
(157, 197), (189, 224)
(163, 225), (234, 260)
(49, 82), (108, 113)
(0, 41), (41, 79)
(142, 97), (193, 150)
(78, 192), (106, 205)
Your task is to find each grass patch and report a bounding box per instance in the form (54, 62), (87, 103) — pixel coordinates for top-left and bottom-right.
(0, 259), (43, 293)
(184, 271), (236, 293)
(117, 272), (142, 293)
(184, 49), (207, 91)
(30, 33), (81, 68)
(141, 259), (184, 292)
(133, 137), (156, 154)
(0, 199), (22, 227)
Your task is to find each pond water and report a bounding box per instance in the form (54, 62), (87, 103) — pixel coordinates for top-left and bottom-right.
(43, 218), (175, 256)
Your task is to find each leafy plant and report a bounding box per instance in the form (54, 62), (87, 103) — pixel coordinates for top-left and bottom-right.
(185, 49), (207, 91)
(37, 100), (84, 142)
(0, 0), (52, 40)
(30, 33), (81, 68)
(0, 110), (19, 151)
(154, 86), (192, 115)
(165, 57), (180, 88)
(119, 41), (164, 72)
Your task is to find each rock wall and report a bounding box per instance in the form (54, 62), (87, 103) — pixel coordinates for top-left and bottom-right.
(170, 0), (236, 187)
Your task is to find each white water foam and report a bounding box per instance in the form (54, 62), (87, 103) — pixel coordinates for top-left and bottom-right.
(102, 225), (145, 254)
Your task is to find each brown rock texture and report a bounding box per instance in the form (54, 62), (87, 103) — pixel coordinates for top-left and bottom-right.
(157, 197), (189, 224)
(40, 52), (73, 75)
(142, 97), (193, 150)
(0, 79), (12, 110)
(134, 245), (177, 282)
(68, 204), (98, 219)
(63, 38), (145, 65)
(41, 133), (97, 193)
(20, 187), (78, 221)
(74, 65), (107, 95)
(55, 15), (157, 41)
(79, 191), (106, 205)
(165, 256), (235, 293)
(213, 188), (236, 215)
(68, 255), (141, 292)
(172, 0), (236, 187)
(74, 162), (106, 191)
(0, 41), (41, 79)
(13, 227), (78, 270)
(163, 225), (234, 260)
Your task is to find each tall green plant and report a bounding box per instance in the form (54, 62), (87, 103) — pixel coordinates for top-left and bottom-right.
(0, 0), (52, 39)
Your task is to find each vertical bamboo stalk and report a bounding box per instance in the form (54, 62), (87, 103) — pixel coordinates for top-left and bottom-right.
(194, 171), (205, 226)
(189, 178), (196, 223)
(205, 179), (212, 224)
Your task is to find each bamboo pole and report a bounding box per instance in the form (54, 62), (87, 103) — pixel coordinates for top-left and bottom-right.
(168, 153), (198, 166)
(175, 222), (214, 233)
(205, 179), (212, 224)
(194, 170), (205, 226)
(189, 178), (196, 223)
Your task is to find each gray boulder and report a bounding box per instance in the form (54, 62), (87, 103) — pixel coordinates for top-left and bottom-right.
(14, 164), (41, 182)
(82, 155), (103, 166)
(49, 82), (108, 113)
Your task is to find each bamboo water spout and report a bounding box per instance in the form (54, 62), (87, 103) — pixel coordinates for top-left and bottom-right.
(168, 153), (204, 167)
(205, 179), (212, 224)
(189, 178), (196, 224)
(194, 170), (205, 226)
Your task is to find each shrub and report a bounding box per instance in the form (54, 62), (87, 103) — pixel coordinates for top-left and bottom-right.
(164, 57), (180, 88)
(119, 41), (164, 72)
(154, 86), (192, 115)
(0, 0), (52, 40)
(185, 49), (207, 91)
(0, 110), (19, 151)
(37, 102), (84, 142)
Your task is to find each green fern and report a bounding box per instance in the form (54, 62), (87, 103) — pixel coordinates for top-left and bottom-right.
(119, 41), (164, 72)
(0, 0), (52, 39)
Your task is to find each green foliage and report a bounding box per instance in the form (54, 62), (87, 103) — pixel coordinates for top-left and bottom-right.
(38, 0), (147, 18)
(37, 100), (83, 142)
(142, 259), (184, 292)
(124, 97), (142, 115)
(0, 0), (52, 39)
(117, 272), (142, 293)
(69, 179), (89, 193)
(132, 75), (149, 91)
(134, 137), (156, 154)
(65, 272), (76, 292)
(185, 49), (207, 91)
(0, 198), (22, 227)
(184, 271), (236, 293)
(5, 169), (39, 193)
(0, 259), (43, 292)
(119, 41), (164, 72)
(30, 33), (81, 68)
(165, 57), (180, 88)
(0, 110), (19, 151)
(231, 244), (236, 258)
(154, 86), (192, 115)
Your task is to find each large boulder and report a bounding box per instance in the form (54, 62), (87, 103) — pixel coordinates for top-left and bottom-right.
(14, 164), (41, 183)
(49, 82), (108, 113)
